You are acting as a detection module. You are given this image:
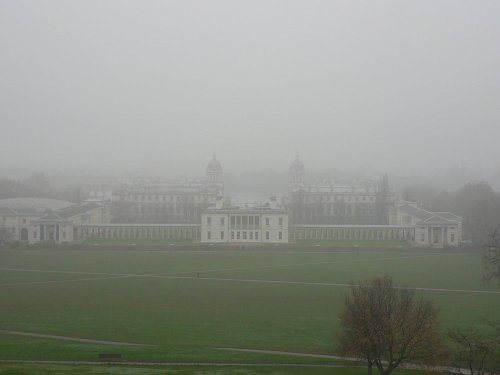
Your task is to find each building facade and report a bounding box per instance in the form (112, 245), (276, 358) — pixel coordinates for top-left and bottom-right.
(0, 156), (463, 248)
(390, 203), (462, 247)
(290, 224), (415, 242)
(0, 198), (110, 245)
(200, 198), (288, 244)
(77, 223), (200, 242)
(287, 156), (395, 225)
(111, 155), (224, 224)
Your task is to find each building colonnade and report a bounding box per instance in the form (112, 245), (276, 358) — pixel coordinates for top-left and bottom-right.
(77, 224), (200, 241)
(77, 224), (415, 243)
(290, 225), (414, 241)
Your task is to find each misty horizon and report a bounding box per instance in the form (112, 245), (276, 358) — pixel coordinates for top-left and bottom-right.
(1, 1), (500, 178)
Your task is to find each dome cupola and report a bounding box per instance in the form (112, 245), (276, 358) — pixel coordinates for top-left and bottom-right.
(288, 154), (305, 191)
(207, 154), (223, 173)
(289, 154), (305, 172)
(206, 154), (224, 194)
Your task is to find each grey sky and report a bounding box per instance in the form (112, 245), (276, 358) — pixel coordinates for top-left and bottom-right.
(1, 0), (499, 176)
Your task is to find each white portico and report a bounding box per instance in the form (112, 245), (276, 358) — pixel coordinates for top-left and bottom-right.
(390, 203), (462, 247)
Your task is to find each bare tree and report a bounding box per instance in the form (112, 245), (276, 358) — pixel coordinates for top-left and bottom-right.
(447, 233), (500, 375)
(449, 323), (500, 375)
(483, 230), (500, 282)
(337, 275), (446, 375)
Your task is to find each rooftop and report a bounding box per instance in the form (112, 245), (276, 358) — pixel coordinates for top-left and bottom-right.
(0, 198), (74, 213)
(58, 203), (101, 219)
(397, 204), (462, 225)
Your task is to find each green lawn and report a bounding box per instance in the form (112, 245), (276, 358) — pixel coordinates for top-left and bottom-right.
(0, 248), (497, 368)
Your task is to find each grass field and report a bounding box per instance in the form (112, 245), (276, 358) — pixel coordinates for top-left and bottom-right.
(0, 248), (498, 374)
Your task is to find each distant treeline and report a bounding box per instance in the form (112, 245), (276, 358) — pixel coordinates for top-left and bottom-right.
(0, 173), (85, 203)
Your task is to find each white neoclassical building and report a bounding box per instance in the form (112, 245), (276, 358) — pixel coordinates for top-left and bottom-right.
(0, 198), (110, 245)
(0, 156), (463, 248)
(201, 197), (288, 244)
(390, 203), (462, 247)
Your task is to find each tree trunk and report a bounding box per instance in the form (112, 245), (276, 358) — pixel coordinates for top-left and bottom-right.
(368, 361), (373, 375)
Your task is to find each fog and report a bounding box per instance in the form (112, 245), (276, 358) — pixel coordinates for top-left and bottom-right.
(1, 0), (499, 177)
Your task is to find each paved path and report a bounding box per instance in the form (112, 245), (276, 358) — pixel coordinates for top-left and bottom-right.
(219, 347), (350, 360)
(0, 253), (451, 279)
(159, 253), (452, 276)
(0, 359), (343, 368)
(150, 274), (500, 295)
(0, 275), (132, 287)
(0, 330), (150, 346)
(218, 347), (464, 374)
(0, 267), (133, 277)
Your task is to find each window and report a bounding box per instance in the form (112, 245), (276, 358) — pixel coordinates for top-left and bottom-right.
(231, 231), (234, 240)
(207, 231), (211, 240)
(451, 233), (455, 242)
(255, 216), (259, 225)
(33, 231), (37, 238)
(249, 232), (253, 240)
(265, 231), (269, 240)
(221, 231), (225, 240)
(22, 218), (26, 224)
(242, 216), (248, 226)
(249, 216), (254, 226)
(243, 231), (247, 240)
(62, 231), (66, 239)
(207, 217), (211, 225)
(278, 217), (283, 226)
(237, 231), (240, 240)
(265, 218), (270, 226)
(420, 233), (425, 242)
(279, 231), (282, 240)
(220, 217), (225, 225)
(255, 232), (259, 239)
(236, 216), (241, 225)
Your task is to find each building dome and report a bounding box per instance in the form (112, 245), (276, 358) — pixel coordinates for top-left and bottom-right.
(289, 155), (305, 172)
(207, 155), (223, 172)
